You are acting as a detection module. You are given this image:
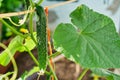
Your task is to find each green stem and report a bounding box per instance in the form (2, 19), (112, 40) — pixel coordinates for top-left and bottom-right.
(0, 23), (2, 42)
(29, 0), (34, 7)
(24, 45), (39, 66)
(0, 72), (13, 79)
(78, 68), (89, 80)
(38, 0), (44, 5)
(48, 52), (61, 59)
(29, 13), (37, 44)
(0, 19), (25, 38)
(48, 60), (58, 80)
(0, 43), (18, 80)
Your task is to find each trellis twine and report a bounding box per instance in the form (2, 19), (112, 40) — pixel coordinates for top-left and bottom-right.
(0, 0), (76, 18)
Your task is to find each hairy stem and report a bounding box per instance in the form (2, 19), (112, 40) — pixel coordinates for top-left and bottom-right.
(24, 45), (39, 66)
(0, 19), (25, 38)
(29, 13), (37, 44)
(78, 68), (89, 80)
(29, 0), (34, 7)
(48, 52), (61, 59)
(48, 60), (58, 80)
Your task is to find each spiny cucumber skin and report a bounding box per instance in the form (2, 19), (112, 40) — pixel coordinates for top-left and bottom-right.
(36, 5), (48, 71)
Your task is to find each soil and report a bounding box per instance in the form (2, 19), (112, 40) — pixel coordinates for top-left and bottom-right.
(7, 49), (94, 80)
(1, 46), (105, 80)
(55, 58), (92, 80)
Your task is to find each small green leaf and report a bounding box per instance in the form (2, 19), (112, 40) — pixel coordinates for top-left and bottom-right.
(18, 71), (28, 80)
(18, 67), (39, 80)
(0, 36), (24, 66)
(24, 32), (36, 51)
(25, 67), (39, 79)
(53, 4), (120, 68)
(0, 34), (36, 66)
(92, 68), (120, 80)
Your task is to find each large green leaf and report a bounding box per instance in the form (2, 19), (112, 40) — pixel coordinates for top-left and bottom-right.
(92, 68), (120, 80)
(53, 4), (120, 68)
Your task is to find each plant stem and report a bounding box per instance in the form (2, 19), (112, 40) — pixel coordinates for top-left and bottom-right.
(0, 22), (2, 42)
(0, 43), (18, 80)
(29, 13), (37, 44)
(24, 45), (39, 66)
(29, 0), (34, 7)
(48, 60), (58, 80)
(0, 72), (13, 79)
(78, 68), (89, 80)
(48, 52), (61, 59)
(0, 19), (25, 38)
(48, 41), (54, 80)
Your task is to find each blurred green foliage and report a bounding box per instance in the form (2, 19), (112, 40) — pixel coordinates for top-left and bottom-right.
(0, 0), (26, 41)
(0, 0), (3, 7)
(0, 0), (23, 12)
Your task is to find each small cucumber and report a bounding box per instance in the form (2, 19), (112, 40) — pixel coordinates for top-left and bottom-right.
(36, 5), (48, 73)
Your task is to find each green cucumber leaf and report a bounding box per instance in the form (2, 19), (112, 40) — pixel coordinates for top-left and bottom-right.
(53, 4), (120, 68)
(18, 71), (28, 80)
(0, 33), (36, 66)
(0, 36), (24, 66)
(92, 68), (120, 80)
(24, 32), (36, 51)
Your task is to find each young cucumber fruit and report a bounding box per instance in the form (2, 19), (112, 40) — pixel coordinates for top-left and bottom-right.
(36, 5), (48, 73)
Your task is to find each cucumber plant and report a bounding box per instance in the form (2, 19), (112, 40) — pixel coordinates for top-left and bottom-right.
(0, 0), (120, 80)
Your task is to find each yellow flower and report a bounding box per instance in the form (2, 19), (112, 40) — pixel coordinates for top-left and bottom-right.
(93, 75), (99, 80)
(20, 28), (29, 34)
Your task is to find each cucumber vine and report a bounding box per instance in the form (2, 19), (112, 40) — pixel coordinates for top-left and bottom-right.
(0, 0), (120, 80)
